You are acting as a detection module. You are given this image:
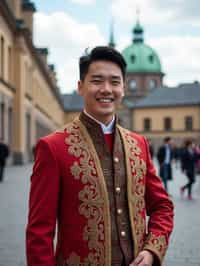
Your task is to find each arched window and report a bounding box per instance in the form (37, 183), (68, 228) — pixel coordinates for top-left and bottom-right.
(130, 54), (136, 63)
(149, 54), (154, 63)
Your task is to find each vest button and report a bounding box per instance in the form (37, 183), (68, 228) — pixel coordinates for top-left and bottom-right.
(121, 231), (126, 237)
(114, 157), (119, 163)
(115, 187), (121, 194)
(117, 209), (122, 215)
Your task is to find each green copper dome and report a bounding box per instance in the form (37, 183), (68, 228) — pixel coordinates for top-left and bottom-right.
(122, 21), (162, 74)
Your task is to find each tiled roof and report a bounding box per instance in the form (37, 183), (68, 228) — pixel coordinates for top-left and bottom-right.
(124, 82), (200, 108)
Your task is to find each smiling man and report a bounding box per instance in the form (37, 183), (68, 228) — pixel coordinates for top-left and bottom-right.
(26, 46), (174, 266)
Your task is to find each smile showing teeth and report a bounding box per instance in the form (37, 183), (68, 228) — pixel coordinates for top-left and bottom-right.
(98, 98), (113, 103)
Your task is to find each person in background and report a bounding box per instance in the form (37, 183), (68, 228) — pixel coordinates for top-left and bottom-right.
(157, 137), (174, 193)
(26, 46), (174, 266)
(180, 140), (198, 200)
(0, 138), (10, 182)
(195, 144), (200, 174)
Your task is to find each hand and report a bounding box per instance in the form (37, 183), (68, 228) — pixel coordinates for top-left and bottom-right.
(129, 250), (154, 266)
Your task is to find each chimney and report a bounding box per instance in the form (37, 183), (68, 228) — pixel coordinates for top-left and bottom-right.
(22, 0), (36, 36)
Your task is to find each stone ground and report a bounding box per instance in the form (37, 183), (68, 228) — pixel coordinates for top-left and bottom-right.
(0, 161), (200, 266)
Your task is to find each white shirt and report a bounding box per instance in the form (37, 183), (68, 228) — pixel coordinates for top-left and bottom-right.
(164, 144), (171, 164)
(83, 110), (115, 134)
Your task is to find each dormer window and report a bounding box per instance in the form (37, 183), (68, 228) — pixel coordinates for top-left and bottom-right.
(149, 54), (154, 63)
(130, 54), (136, 63)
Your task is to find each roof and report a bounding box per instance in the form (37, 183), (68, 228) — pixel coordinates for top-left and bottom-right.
(122, 43), (162, 74)
(122, 21), (162, 74)
(62, 92), (83, 111)
(124, 82), (200, 109)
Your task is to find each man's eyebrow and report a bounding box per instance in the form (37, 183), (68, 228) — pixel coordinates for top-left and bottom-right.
(90, 74), (104, 79)
(110, 75), (121, 80)
(90, 74), (121, 80)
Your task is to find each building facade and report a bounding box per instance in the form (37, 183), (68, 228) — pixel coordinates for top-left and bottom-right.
(127, 83), (200, 150)
(0, 0), (65, 164)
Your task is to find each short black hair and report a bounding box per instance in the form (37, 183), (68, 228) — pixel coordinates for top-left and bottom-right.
(79, 46), (127, 81)
(164, 137), (171, 143)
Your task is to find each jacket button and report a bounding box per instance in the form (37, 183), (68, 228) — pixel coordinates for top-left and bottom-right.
(121, 231), (126, 237)
(114, 157), (119, 163)
(115, 187), (121, 194)
(117, 209), (122, 215)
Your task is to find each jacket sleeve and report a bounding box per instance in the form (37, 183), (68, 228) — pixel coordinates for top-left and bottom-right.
(26, 138), (60, 266)
(143, 138), (174, 266)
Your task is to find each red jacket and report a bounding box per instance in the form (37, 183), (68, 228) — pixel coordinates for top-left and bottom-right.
(26, 118), (174, 266)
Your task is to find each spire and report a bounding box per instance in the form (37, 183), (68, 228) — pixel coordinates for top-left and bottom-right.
(108, 21), (116, 48)
(132, 7), (144, 43)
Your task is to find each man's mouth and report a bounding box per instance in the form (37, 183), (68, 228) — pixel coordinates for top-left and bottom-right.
(96, 98), (114, 103)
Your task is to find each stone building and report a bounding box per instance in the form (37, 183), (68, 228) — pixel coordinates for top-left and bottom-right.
(124, 82), (200, 150)
(0, 0), (65, 164)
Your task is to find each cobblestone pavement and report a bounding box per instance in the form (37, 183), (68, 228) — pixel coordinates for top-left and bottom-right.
(0, 162), (200, 266)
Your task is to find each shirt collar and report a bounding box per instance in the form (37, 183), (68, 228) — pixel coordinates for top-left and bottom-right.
(83, 110), (115, 134)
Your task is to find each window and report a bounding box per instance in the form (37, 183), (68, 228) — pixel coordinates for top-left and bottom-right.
(0, 103), (5, 139)
(1, 36), (4, 78)
(8, 107), (12, 145)
(8, 46), (12, 83)
(144, 118), (151, 131)
(130, 54), (136, 63)
(164, 117), (172, 131)
(149, 79), (157, 89)
(128, 79), (137, 91)
(149, 54), (154, 63)
(185, 116), (193, 130)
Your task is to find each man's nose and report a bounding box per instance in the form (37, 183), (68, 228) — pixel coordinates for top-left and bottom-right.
(100, 81), (112, 93)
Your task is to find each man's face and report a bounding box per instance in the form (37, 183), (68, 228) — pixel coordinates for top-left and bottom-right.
(78, 60), (124, 124)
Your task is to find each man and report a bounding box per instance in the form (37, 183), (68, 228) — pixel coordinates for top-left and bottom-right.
(26, 46), (174, 266)
(0, 138), (10, 182)
(157, 137), (174, 193)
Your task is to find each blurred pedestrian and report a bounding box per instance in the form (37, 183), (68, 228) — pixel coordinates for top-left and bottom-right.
(195, 144), (200, 174)
(0, 138), (10, 182)
(180, 140), (198, 200)
(157, 137), (174, 193)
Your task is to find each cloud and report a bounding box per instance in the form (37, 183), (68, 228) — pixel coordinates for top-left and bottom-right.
(33, 12), (105, 93)
(70, 0), (96, 5)
(148, 35), (200, 86)
(111, 0), (200, 26)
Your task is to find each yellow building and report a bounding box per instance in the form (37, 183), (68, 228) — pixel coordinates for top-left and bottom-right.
(0, 0), (65, 164)
(124, 83), (200, 150)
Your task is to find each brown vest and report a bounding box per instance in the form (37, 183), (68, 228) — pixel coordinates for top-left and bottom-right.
(80, 113), (134, 266)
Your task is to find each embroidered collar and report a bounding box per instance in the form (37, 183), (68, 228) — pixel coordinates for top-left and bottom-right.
(83, 110), (115, 134)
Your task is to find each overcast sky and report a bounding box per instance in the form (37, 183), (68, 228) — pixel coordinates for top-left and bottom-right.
(32, 0), (200, 93)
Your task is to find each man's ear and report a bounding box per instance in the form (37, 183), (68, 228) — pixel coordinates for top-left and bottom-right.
(77, 80), (83, 96)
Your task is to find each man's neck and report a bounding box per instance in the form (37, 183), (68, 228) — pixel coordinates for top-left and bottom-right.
(83, 110), (115, 134)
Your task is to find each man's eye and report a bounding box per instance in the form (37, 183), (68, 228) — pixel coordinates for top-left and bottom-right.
(112, 81), (120, 86)
(91, 79), (102, 83)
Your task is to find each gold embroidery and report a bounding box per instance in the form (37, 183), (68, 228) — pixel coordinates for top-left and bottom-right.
(118, 126), (147, 257)
(144, 232), (167, 258)
(64, 119), (110, 266)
